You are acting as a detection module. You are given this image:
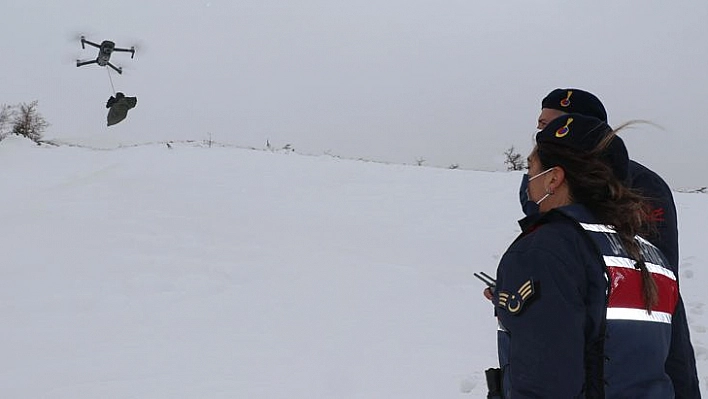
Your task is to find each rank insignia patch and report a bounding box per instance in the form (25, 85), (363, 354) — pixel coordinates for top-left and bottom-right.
(497, 279), (535, 314)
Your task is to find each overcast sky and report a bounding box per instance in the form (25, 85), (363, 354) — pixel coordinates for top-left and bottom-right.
(2, 1), (707, 188)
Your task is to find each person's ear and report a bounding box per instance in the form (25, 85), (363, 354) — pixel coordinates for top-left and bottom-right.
(547, 167), (566, 193)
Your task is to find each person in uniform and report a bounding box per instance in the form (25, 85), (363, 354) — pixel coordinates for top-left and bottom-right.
(515, 88), (699, 397)
(494, 114), (700, 397)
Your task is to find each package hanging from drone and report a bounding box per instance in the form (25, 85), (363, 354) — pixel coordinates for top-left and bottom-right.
(107, 95), (137, 126)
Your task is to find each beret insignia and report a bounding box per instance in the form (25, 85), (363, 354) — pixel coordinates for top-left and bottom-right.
(555, 117), (573, 138)
(560, 90), (573, 107)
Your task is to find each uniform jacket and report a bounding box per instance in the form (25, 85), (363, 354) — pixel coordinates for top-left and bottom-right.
(628, 160), (679, 269)
(495, 204), (699, 398)
(627, 160), (700, 397)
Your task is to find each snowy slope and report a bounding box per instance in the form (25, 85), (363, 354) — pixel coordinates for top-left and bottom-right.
(0, 137), (705, 398)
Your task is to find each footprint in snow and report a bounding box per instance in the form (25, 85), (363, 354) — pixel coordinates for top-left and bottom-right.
(694, 345), (708, 361)
(688, 302), (705, 315)
(459, 377), (477, 394)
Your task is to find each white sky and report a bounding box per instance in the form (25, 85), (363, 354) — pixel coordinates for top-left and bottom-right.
(0, 136), (706, 397)
(2, 1), (708, 188)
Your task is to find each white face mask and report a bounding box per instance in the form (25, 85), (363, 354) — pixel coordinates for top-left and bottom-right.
(526, 167), (555, 205)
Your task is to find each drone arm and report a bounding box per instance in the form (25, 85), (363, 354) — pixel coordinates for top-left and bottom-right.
(107, 62), (123, 75)
(113, 47), (136, 59)
(76, 59), (98, 67)
(81, 38), (101, 49)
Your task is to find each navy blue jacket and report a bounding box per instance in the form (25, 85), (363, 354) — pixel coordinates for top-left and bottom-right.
(627, 161), (700, 397)
(519, 160), (678, 268)
(627, 160), (679, 270)
(495, 205), (699, 398)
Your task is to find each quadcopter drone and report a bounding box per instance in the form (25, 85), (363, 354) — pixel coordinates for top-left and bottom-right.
(76, 36), (135, 74)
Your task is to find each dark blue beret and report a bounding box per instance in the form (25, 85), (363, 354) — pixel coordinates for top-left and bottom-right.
(536, 114), (629, 181)
(542, 88), (608, 123)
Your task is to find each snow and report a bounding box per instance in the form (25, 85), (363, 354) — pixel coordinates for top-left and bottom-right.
(0, 136), (705, 397)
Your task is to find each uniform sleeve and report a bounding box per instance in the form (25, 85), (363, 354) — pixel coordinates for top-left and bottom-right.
(496, 246), (587, 397)
(666, 295), (702, 398)
(629, 161), (679, 270)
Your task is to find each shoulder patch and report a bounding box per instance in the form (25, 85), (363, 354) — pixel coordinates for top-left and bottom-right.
(497, 279), (535, 314)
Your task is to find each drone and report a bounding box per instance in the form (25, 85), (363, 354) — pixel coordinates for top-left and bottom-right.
(76, 36), (135, 74)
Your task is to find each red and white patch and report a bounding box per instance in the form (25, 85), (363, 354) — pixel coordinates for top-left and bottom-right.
(604, 255), (678, 323)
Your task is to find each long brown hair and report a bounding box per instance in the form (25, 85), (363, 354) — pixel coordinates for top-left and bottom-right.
(537, 125), (658, 311)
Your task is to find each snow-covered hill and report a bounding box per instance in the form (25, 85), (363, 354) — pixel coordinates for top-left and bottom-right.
(1, 137), (705, 397)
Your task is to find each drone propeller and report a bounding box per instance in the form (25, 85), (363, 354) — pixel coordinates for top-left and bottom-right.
(127, 39), (146, 56)
(63, 49), (87, 66)
(67, 30), (93, 44)
(116, 63), (134, 73)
